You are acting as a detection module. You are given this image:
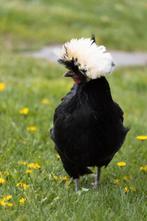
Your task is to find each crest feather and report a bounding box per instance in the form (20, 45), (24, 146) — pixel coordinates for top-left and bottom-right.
(59, 38), (115, 79)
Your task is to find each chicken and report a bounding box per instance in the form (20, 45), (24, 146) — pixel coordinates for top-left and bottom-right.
(50, 37), (129, 191)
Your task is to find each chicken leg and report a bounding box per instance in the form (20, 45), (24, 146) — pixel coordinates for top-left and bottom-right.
(94, 167), (101, 188)
(74, 178), (79, 192)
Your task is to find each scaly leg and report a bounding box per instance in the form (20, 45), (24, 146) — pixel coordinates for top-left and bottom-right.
(74, 178), (79, 192)
(94, 167), (101, 188)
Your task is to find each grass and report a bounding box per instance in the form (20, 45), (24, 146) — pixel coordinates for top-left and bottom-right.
(0, 0), (147, 51)
(0, 53), (147, 220)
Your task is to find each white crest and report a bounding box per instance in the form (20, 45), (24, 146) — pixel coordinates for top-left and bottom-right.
(60, 38), (115, 79)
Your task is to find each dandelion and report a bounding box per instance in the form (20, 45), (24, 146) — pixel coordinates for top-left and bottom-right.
(41, 98), (50, 105)
(5, 202), (13, 207)
(19, 107), (29, 115)
(27, 163), (41, 170)
(3, 195), (12, 201)
(136, 135), (147, 141)
(140, 165), (147, 173)
(52, 174), (69, 183)
(124, 186), (136, 193)
(19, 197), (26, 205)
(16, 182), (29, 190)
(50, 173), (70, 186)
(0, 200), (6, 206)
(0, 177), (6, 185)
(0, 82), (6, 92)
(0, 201), (13, 207)
(0, 200), (13, 207)
(124, 186), (129, 193)
(27, 126), (37, 133)
(116, 161), (126, 167)
(62, 176), (69, 182)
(25, 169), (33, 174)
(0, 195), (13, 207)
(18, 161), (28, 166)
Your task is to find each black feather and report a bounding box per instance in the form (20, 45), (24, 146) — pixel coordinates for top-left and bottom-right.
(51, 77), (129, 179)
(91, 34), (96, 44)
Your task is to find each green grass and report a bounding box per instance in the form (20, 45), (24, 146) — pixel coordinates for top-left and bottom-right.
(0, 0), (147, 51)
(0, 53), (147, 220)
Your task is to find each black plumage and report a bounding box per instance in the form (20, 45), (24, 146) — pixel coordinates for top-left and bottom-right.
(51, 76), (129, 187)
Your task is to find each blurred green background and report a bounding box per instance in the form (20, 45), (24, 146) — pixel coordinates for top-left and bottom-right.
(0, 0), (147, 51)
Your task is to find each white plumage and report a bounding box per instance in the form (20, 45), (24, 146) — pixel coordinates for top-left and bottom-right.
(60, 38), (115, 79)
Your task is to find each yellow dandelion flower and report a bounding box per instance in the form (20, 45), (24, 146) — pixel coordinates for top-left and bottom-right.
(124, 186), (129, 193)
(27, 162), (41, 169)
(0, 200), (6, 206)
(5, 202), (13, 207)
(0, 195), (13, 207)
(52, 175), (69, 183)
(61, 176), (69, 182)
(27, 126), (37, 133)
(0, 82), (6, 92)
(18, 161), (28, 166)
(3, 195), (12, 201)
(0, 177), (6, 184)
(140, 165), (147, 173)
(113, 179), (121, 186)
(136, 135), (147, 141)
(19, 197), (26, 205)
(41, 98), (50, 105)
(116, 161), (126, 167)
(16, 182), (29, 190)
(19, 107), (29, 115)
(0, 201), (13, 207)
(25, 169), (33, 174)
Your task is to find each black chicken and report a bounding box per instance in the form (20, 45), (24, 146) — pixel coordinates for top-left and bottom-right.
(50, 37), (129, 191)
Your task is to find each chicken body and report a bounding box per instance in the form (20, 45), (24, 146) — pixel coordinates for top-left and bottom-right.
(51, 77), (128, 181)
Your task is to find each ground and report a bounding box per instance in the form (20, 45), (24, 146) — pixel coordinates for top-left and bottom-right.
(0, 0), (147, 220)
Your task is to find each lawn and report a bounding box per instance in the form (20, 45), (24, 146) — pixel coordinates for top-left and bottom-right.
(0, 53), (147, 220)
(0, 0), (147, 51)
(0, 0), (147, 220)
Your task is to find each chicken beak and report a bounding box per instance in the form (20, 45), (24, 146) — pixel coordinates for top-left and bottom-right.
(64, 71), (75, 77)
